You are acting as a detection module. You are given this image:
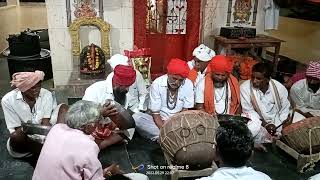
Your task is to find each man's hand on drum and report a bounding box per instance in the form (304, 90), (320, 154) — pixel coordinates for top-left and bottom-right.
(282, 115), (293, 128)
(101, 102), (118, 117)
(265, 123), (276, 136)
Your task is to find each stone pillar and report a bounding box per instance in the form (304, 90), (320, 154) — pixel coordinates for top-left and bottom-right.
(6, 0), (19, 6)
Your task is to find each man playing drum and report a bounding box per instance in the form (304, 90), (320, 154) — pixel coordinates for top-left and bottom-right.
(187, 44), (216, 87)
(82, 65), (137, 150)
(195, 55), (240, 115)
(240, 62), (291, 144)
(290, 61), (320, 119)
(1, 70), (68, 158)
(196, 120), (271, 180)
(133, 58), (194, 141)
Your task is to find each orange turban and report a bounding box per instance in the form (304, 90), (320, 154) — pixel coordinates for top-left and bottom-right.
(167, 58), (190, 78)
(209, 55), (233, 73)
(113, 65), (136, 87)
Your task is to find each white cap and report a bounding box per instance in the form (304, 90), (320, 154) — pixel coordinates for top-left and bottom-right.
(107, 54), (129, 69)
(192, 44), (216, 62)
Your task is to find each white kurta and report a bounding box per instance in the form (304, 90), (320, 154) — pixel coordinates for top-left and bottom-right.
(82, 70), (148, 112)
(133, 74), (194, 141)
(1, 88), (56, 133)
(241, 79), (290, 126)
(290, 79), (320, 117)
(2, 88), (62, 158)
(240, 79), (290, 139)
(196, 166), (271, 180)
(195, 79), (231, 114)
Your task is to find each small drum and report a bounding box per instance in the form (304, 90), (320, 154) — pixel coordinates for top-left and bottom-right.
(159, 110), (219, 170)
(22, 122), (51, 144)
(282, 117), (320, 154)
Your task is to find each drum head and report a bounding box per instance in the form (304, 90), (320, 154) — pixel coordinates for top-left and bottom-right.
(217, 114), (250, 124)
(109, 101), (135, 130)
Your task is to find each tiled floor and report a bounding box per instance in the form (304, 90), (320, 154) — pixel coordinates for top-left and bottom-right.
(0, 56), (319, 180)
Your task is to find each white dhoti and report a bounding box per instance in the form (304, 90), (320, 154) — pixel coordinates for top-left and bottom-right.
(132, 112), (160, 141)
(6, 103), (66, 158)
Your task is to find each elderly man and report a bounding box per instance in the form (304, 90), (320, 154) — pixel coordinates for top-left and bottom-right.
(107, 54), (148, 112)
(188, 44), (216, 86)
(240, 62), (291, 143)
(32, 100), (148, 180)
(196, 120), (271, 180)
(83, 65), (137, 149)
(133, 58), (194, 141)
(195, 55), (240, 115)
(1, 71), (68, 158)
(290, 61), (320, 118)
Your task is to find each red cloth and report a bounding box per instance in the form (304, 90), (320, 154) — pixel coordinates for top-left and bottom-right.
(113, 65), (136, 87)
(209, 55), (233, 73)
(167, 58), (190, 78)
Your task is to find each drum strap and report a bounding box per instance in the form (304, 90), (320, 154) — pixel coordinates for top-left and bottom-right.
(250, 80), (282, 121)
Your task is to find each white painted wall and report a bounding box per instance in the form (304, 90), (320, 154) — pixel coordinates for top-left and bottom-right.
(45, 0), (134, 86)
(201, 0), (268, 49)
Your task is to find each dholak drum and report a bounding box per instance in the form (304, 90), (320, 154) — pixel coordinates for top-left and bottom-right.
(159, 110), (219, 170)
(282, 117), (320, 154)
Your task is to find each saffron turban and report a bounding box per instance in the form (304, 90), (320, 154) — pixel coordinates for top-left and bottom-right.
(10, 70), (45, 92)
(113, 65), (136, 87)
(192, 44), (216, 62)
(107, 54), (129, 69)
(167, 58), (190, 78)
(209, 55), (233, 73)
(306, 61), (320, 80)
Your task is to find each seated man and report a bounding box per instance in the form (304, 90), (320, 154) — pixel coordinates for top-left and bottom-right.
(133, 58), (194, 141)
(196, 120), (271, 180)
(32, 100), (148, 180)
(83, 65), (137, 149)
(1, 71), (68, 158)
(107, 54), (148, 112)
(188, 44), (216, 87)
(195, 55), (240, 115)
(290, 61), (320, 118)
(240, 63), (291, 143)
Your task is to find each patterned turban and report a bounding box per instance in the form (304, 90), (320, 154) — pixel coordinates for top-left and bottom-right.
(167, 58), (190, 78)
(192, 44), (216, 62)
(10, 70), (45, 92)
(107, 54), (129, 69)
(306, 61), (320, 80)
(209, 55), (233, 73)
(113, 65), (136, 87)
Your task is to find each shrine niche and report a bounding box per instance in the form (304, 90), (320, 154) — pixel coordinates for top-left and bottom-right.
(80, 43), (105, 75)
(68, 17), (110, 57)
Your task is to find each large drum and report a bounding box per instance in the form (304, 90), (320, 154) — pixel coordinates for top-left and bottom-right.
(159, 110), (219, 170)
(282, 117), (320, 154)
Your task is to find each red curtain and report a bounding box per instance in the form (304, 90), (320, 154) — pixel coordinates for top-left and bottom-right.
(134, 0), (200, 75)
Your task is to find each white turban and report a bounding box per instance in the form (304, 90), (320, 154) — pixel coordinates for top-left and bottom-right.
(107, 54), (129, 69)
(192, 44), (216, 62)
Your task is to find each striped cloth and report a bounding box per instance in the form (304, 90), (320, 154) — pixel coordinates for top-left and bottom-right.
(306, 61), (320, 80)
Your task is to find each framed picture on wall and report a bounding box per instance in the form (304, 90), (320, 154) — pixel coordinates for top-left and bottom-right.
(226, 0), (259, 27)
(66, 0), (104, 27)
